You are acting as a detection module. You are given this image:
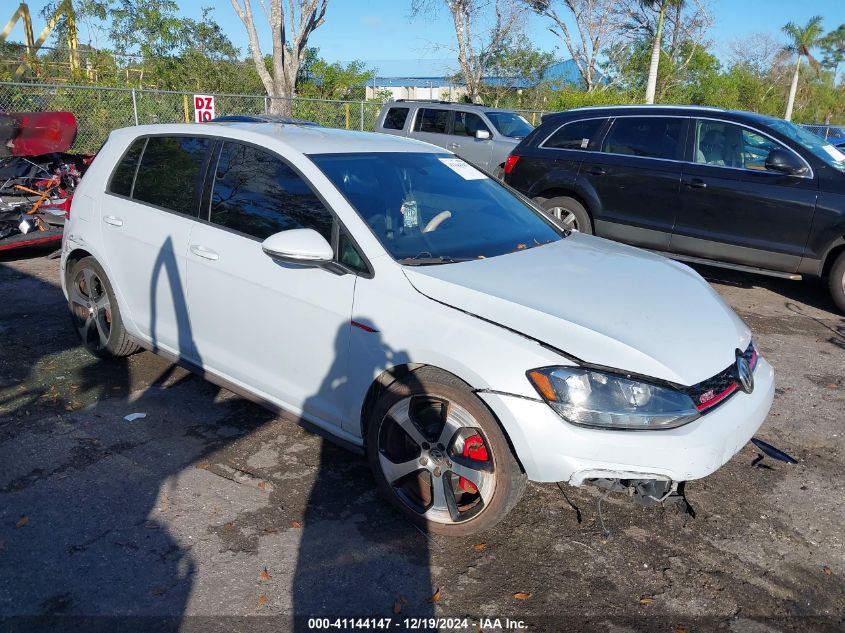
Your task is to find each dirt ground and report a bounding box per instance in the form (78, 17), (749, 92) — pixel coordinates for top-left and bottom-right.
(0, 247), (842, 633)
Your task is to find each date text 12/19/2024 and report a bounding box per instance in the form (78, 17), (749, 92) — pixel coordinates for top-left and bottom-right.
(306, 618), (528, 630)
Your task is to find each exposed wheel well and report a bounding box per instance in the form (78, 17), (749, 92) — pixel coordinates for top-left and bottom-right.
(358, 363), (526, 473)
(65, 248), (93, 284)
(359, 363), (426, 438)
(822, 242), (845, 278)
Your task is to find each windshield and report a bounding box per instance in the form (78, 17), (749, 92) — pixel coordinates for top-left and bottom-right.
(310, 152), (561, 263)
(763, 117), (845, 173)
(485, 112), (534, 138)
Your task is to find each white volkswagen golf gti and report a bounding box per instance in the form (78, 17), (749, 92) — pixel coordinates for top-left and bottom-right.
(61, 122), (774, 535)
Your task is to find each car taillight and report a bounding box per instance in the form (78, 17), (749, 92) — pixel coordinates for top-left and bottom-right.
(503, 154), (520, 175)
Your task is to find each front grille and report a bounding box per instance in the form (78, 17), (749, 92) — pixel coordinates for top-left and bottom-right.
(684, 342), (757, 412)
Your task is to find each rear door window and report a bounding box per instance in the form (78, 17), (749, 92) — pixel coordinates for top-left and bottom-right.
(209, 142), (334, 242)
(413, 108), (450, 134)
(383, 107), (409, 130)
(132, 136), (210, 215)
(601, 117), (684, 160)
(543, 118), (606, 150)
(108, 137), (146, 196)
(452, 112), (490, 137)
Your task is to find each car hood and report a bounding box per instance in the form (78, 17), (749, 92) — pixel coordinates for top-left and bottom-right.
(402, 233), (751, 386)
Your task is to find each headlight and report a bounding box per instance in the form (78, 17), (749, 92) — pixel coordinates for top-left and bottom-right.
(527, 367), (699, 430)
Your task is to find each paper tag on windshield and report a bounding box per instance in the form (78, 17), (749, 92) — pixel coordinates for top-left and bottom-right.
(439, 157), (487, 180)
(823, 144), (845, 162)
(400, 200), (418, 228)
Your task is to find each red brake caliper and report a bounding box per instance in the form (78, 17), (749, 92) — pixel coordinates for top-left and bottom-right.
(459, 434), (488, 493)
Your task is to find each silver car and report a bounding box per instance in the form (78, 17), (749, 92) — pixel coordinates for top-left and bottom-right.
(374, 100), (533, 178)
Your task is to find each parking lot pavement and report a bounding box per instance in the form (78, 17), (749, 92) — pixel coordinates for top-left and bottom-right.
(0, 250), (843, 632)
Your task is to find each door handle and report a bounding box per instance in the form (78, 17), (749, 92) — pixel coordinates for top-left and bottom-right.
(686, 178), (708, 189)
(190, 245), (219, 261)
(103, 215), (123, 227)
(585, 167), (606, 176)
(448, 143), (461, 149)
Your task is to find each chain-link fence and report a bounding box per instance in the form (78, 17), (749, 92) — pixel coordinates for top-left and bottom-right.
(0, 81), (390, 153)
(0, 81), (547, 153)
(801, 123), (845, 143)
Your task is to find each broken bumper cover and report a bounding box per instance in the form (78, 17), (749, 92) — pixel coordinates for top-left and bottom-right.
(478, 357), (775, 484)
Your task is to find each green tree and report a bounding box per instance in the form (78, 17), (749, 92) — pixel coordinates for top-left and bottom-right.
(782, 15), (824, 121)
(819, 24), (845, 80)
(296, 49), (373, 100)
(480, 38), (557, 106)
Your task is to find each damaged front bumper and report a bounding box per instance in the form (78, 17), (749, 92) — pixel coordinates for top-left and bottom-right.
(478, 357), (775, 485)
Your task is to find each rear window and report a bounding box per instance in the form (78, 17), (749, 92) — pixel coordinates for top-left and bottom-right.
(383, 107), (409, 130)
(544, 118), (606, 150)
(601, 117), (683, 160)
(108, 138), (145, 196)
(414, 108), (449, 134)
(133, 136), (209, 215)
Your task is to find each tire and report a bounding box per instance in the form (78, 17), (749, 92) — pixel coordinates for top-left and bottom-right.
(67, 256), (139, 358)
(493, 164), (505, 180)
(828, 250), (845, 314)
(538, 195), (593, 234)
(366, 367), (527, 536)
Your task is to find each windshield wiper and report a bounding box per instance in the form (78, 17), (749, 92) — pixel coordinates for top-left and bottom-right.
(397, 255), (474, 266)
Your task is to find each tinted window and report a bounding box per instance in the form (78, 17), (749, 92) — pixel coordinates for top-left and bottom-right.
(109, 138), (145, 196)
(453, 112), (489, 137)
(383, 107), (409, 130)
(312, 152), (561, 262)
(544, 118), (605, 150)
(601, 117), (683, 160)
(210, 142), (333, 242)
(338, 230), (368, 273)
(486, 112), (534, 138)
(694, 120), (792, 171)
(133, 136), (209, 215)
(414, 108), (449, 134)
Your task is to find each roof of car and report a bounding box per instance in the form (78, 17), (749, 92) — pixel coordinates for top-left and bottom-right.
(541, 104), (778, 124)
(112, 122), (442, 155)
(386, 100), (516, 113)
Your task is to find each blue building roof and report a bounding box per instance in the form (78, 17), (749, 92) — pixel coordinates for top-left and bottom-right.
(358, 58), (582, 89)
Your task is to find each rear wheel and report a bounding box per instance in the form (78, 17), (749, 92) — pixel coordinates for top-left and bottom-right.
(67, 256), (138, 358)
(537, 195), (592, 234)
(828, 250), (845, 314)
(367, 368), (526, 535)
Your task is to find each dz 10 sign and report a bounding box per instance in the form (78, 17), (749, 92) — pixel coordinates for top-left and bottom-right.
(193, 95), (215, 122)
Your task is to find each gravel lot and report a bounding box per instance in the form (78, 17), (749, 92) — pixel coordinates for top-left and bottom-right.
(0, 247), (842, 632)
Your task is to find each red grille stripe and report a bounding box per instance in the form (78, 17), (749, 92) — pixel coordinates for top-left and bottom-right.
(696, 382), (739, 411)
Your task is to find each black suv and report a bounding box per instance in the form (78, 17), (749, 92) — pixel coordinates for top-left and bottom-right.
(504, 105), (845, 312)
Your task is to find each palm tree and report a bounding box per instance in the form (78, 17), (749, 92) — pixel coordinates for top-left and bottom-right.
(644, 0), (683, 104)
(782, 16), (824, 121)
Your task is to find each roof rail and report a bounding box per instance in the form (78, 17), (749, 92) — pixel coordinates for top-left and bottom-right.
(394, 99), (456, 105)
(565, 104), (727, 113)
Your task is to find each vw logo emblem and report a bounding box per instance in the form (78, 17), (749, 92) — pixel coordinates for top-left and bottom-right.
(736, 356), (754, 394)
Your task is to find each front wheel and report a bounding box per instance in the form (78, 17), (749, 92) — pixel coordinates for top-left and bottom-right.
(828, 251), (845, 314)
(367, 368), (526, 536)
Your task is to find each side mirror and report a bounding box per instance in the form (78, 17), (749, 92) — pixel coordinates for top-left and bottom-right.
(262, 228), (333, 265)
(475, 129), (491, 140)
(764, 148), (808, 176)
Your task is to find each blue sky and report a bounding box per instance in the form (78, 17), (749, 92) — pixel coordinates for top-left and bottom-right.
(15, 0), (845, 74)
